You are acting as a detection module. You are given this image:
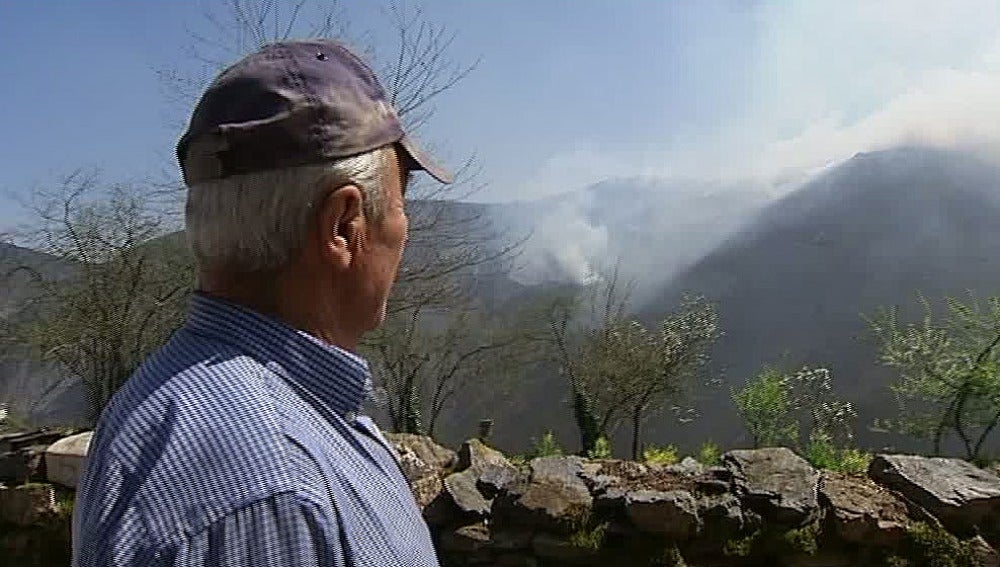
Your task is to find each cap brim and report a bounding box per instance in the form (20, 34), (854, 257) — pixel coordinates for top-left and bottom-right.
(398, 136), (454, 184)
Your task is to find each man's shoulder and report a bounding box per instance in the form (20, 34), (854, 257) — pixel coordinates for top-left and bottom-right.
(101, 328), (283, 449)
(79, 329), (303, 542)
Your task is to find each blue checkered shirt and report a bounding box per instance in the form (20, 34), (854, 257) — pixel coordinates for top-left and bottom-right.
(72, 293), (440, 566)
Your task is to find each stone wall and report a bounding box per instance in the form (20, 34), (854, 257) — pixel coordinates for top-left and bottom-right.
(389, 435), (1000, 566)
(6, 429), (1000, 566)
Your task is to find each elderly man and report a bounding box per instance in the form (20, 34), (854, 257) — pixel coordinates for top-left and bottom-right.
(73, 39), (451, 566)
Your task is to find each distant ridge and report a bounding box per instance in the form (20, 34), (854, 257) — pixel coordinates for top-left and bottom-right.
(641, 146), (1000, 452)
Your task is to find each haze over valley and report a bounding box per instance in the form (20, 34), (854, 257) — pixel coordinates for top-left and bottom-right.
(6, 1), (1000, 460)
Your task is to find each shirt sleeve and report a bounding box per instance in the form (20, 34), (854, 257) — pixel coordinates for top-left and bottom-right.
(169, 492), (346, 567)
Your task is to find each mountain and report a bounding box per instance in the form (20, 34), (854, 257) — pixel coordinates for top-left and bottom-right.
(20, 147), (999, 457)
(0, 243), (77, 318)
(425, 179), (772, 451)
(0, 243), (88, 427)
(640, 146), (1000, 453)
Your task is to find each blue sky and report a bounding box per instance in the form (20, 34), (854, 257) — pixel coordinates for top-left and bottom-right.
(3, 1), (1000, 230)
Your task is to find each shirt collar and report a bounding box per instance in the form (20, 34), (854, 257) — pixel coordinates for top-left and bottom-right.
(184, 292), (372, 416)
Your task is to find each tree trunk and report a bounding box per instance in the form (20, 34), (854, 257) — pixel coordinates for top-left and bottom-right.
(974, 409), (1000, 461)
(631, 406), (642, 461)
(570, 385), (599, 455)
(401, 373), (421, 434)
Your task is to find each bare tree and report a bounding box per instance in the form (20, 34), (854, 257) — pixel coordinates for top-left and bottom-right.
(544, 264), (720, 458)
(542, 290), (602, 455)
(368, 298), (527, 436)
(2, 170), (191, 420)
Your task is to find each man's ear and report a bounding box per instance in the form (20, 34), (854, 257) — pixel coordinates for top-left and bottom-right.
(316, 184), (363, 269)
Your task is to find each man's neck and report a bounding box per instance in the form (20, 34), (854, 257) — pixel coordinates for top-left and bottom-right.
(198, 271), (358, 352)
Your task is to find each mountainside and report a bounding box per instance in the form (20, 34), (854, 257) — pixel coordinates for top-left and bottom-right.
(0, 243), (77, 318)
(13, 148), (1000, 456)
(418, 180), (772, 450)
(641, 146), (1000, 453)
(0, 243), (87, 426)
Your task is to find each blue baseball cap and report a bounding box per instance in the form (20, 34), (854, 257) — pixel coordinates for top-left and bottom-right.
(177, 39), (453, 186)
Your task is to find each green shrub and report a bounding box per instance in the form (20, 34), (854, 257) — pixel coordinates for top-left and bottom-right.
(970, 452), (997, 469)
(783, 522), (820, 555)
(723, 531), (759, 557)
(837, 447), (873, 474)
(803, 431), (873, 474)
(899, 521), (978, 567)
(732, 366), (798, 448)
(54, 489), (74, 520)
(722, 523), (820, 560)
(0, 407), (31, 433)
(697, 440), (722, 466)
(643, 444), (679, 465)
(661, 544), (687, 566)
(805, 432), (839, 470)
(529, 431), (564, 458)
(569, 522), (608, 551)
(587, 435), (613, 459)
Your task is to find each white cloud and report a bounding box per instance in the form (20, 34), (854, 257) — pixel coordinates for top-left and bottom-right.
(514, 1), (1000, 201)
(744, 69), (1000, 184)
(507, 141), (682, 202)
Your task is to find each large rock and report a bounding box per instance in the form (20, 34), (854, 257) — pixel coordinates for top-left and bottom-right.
(0, 430), (67, 454)
(490, 456), (594, 534)
(493, 479), (593, 534)
(666, 457), (706, 477)
(384, 434), (452, 509)
(868, 454), (1000, 539)
(411, 475), (445, 510)
(625, 489), (701, 540)
(458, 438), (512, 473)
(385, 433), (457, 471)
(593, 486), (629, 520)
(443, 470), (492, 519)
(578, 459), (646, 500)
(438, 522), (492, 553)
(45, 431), (92, 489)
(724, 447), (820, 526)
(477, 463), (523, 499)
(529, 456), (585, 486)
(0, 444), (48, 484)
(697, 492), (746, 538)
(0, 483), (56, 526)
(532, 532), (600, 564)
(424, 441), (521, 527)
(396, 447), (438, 482)
(819, 471), (910, 547)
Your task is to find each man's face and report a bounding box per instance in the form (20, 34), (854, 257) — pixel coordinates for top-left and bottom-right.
(352, 146), (410, 331)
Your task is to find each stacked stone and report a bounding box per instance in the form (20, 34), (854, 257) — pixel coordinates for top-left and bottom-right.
(9, 428), (1000, 566)
(386, 435), (1000, 567)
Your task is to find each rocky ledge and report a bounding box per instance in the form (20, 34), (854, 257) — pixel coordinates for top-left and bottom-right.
(387, 437), (1000, 567)
(5, 430), (1000, 566)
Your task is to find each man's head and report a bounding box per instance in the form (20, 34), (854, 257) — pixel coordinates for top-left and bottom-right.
(178, 39), (450, 349)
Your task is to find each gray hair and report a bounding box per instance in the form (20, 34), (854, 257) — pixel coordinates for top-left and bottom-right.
(185, 145), (391, 273)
